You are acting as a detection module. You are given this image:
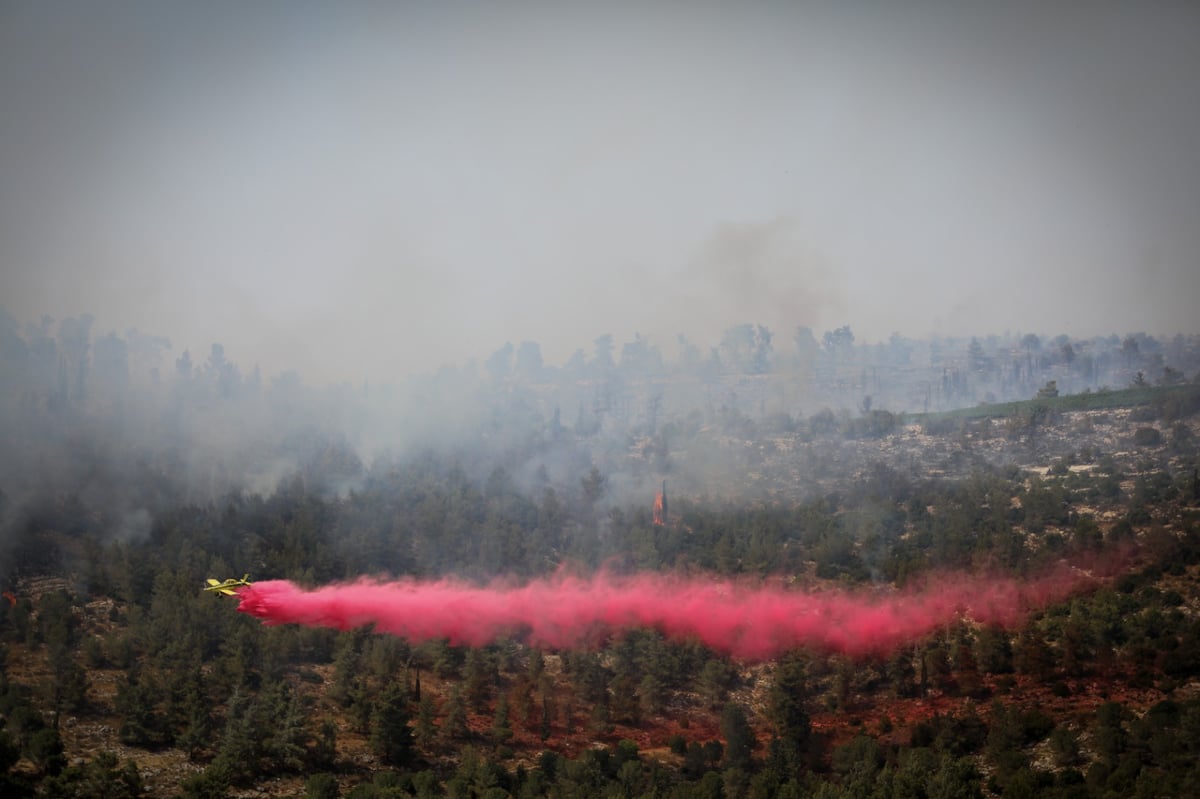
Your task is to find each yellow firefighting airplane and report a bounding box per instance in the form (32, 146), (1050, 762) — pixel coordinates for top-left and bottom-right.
(204, 574), (251, 596)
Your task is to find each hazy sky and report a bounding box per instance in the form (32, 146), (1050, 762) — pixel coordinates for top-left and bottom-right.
(2, 1), (1197, 382)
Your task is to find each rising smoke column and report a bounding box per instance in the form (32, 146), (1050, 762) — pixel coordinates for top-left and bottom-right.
(234, 561), (1113, 660)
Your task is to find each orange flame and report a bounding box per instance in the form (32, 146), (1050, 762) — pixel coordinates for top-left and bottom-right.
(653, 492), (665, 526)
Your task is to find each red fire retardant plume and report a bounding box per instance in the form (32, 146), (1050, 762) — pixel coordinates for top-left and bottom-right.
(234, 560), (1114, 660)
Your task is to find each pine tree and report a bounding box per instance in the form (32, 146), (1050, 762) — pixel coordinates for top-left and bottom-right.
(540, 694), (552, 742)
(174, 668), (212, 762)
(721, 702), (755, 771)
(698, 658), (735, 710)
(116, 668), (171, 748)
(313, 719), (338, 771)
(462, 648), (495, 711)
(414, 694), (438, 750)
(264, 682), (308, 773)
(210, 689), (260, 784)
(768, 655), (811, 753)
(370, 683), (415, 767)
(440, 687), (470, 742)
(491, 694), (513, 744)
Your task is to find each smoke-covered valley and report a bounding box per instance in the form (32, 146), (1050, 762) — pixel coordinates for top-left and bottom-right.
(1, 309), (1197, 577)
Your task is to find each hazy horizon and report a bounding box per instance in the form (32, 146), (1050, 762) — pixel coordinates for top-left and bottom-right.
(3, 1), (1198, 383)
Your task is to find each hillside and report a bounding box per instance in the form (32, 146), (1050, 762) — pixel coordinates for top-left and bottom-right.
(1, 391), (1199, 798)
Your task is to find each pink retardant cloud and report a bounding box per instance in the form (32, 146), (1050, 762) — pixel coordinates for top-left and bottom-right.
(234, 560), (1111, 660)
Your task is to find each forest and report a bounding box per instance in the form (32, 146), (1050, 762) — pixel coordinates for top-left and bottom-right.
(1, 315), (1199, 798)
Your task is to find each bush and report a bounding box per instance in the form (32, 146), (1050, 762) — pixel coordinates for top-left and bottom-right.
(1020, 709), (1056, 743)
(306, 773), (339, 799)
(1133, 427), (1163, 446)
